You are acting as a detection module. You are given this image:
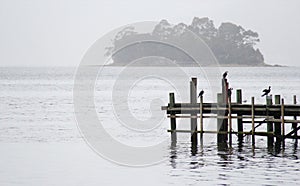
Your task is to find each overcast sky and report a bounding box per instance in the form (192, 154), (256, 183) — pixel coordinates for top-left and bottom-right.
(0, 0), (299, 67)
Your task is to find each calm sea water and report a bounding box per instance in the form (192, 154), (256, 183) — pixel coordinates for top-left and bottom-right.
(1, 66), (300, 185)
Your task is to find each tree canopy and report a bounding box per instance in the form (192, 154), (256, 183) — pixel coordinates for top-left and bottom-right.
(107, 17), (265, 66)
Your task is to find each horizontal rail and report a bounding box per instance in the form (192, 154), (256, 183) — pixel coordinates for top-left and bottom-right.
(167, 130), (273, 136)
(167, 115), (271, 119)
(167, 130), (300, 139)
(267, 119), (300, 123)
(162, 103), (300, 116)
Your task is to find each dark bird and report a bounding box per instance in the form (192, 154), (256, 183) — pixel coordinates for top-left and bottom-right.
(198, 90), (204, 98)
(228, 88), (233, 97)
(223, 71), (228, 79)
(261, 86), (271, 97)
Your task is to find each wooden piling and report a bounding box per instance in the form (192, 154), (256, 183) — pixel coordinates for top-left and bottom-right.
(251, 97), (255, 146)
(190, 78), (198, 145)
(281, 98), (285, 148)
(236, 89), (243, 141)
(293, 95), (298, 139)
(221, 79), (228, 141)
(266, 95), (274, 147)
(217, 93), (226, 144)
(222, 79), (228, 103)
(228, 95), (232, 145)
(199, 95), (203, 139)
(163, 78), (300, 152)
(169, 93), (177, 142)
(274, 95), (281, 143)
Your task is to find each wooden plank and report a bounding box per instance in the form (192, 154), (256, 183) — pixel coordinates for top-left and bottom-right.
(162, 104), (300, 116)
(284, 125), (300, 139)
(167, 130), (275, 136)
(167, 129), (300, 140)
(267, 119), (300, 123)
(168, 115), (268, 119)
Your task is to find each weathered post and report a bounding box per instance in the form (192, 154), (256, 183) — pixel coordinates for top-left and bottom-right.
(217, 93), (226, 144)
(221, 78), (229, 141)
(281, 98), (285, 148)
(222, 79), (228, 103)
(293, 95), (298, 139)
(274, 95), (281, 143)
(190, 78), (198, 145)
(169, 93), (177, 143)
(228, 94), (232, 146)
(236, 89), (243, 141)
(251, 97), (255, 146)
(199, 95), (204, 139)
(266, 95), (274, 147)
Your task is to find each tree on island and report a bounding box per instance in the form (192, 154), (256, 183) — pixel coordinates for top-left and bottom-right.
(106, 17), (265, 66)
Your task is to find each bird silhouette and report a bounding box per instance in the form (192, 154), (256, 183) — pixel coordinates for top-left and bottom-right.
(262, 86), (271, 97)
(198, 90), (204, 98)
(223, 71), (228, 79)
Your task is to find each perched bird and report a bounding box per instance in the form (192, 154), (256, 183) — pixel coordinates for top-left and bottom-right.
(223, 71), (228, 79)
(261, 86), (271, 97)
(228, 88), (233, 97)
(198, 90), (204, 98)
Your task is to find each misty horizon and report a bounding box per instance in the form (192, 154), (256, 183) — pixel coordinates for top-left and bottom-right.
(0, 0), (300, 67)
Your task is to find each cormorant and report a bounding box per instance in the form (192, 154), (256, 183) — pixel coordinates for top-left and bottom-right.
(198, 90), (204, 98)
(261, 86), (271, 97)
(223, 71), (228, 79)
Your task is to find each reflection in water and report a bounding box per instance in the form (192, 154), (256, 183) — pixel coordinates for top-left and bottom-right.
(275, 140), (282, 155)
(168, 137), (300, 185)
(238, 139), (243, 153)
(273, 138), (298, 157)
(217, 142), (229, 161)
(170, 143), (177, 169)
(191, 142), (197, 156)
(291, 139), (298, 160)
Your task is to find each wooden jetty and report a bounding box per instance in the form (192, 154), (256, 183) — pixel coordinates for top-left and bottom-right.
(162, 77), (300, 148)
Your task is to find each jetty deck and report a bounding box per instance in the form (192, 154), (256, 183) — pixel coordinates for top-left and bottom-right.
(161, 77), (300, 148)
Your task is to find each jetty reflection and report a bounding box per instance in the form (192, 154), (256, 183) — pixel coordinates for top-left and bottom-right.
(169, 136), (300, 171)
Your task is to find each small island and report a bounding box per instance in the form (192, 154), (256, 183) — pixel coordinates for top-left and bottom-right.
(106, 17), (267, 66)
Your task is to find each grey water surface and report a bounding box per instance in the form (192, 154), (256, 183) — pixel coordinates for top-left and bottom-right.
(1, 67), (300, 185)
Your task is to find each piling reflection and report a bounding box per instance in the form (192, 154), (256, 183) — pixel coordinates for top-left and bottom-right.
(274, 140), (282, 155)
(191, 142), (198, 156)
(217, 142), (233, 167)
(237, 139), (243, 153)
(169, 137), (299, 171)
(169, 141), (177, 169)
(293, 139), (298, 159)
